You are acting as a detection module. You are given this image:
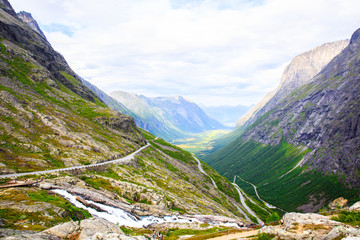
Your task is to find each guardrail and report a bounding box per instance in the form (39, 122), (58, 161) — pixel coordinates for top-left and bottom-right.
(0, 143), (150, 179)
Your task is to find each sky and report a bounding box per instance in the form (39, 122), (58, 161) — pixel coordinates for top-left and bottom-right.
(9, 0), (360, 106)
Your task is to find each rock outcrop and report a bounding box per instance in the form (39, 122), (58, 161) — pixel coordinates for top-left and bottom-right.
(260, 212), (360, 240)
(237, 40), (349, 127)
(349, 201), (360, 211)
(17, 11), (48, 42)
(44, 218), (124, 240)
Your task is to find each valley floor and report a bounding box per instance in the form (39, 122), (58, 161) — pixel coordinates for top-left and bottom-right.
(171, 130), (231, 154)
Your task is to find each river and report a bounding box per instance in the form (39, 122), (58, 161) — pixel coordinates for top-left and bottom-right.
(53, 189), (241, 228)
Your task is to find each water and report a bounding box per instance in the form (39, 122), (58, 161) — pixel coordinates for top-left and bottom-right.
(53, 189), (240, 228)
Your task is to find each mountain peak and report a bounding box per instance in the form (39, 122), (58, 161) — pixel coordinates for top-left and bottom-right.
(17, 11), (48, 42)
(350, 27), (360, 45)
(0, 0), (17, 17)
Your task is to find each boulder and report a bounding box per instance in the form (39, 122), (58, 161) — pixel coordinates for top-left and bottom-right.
(283, 212), (338, 230)
(324, 225), (360, 240)
(328, 197), (348, 210)
(0, 229), (59, 240)
(43, 220), (80, 239)
(92, 233), (146, 240)
(349, 202), (360, 211)
(44, 217), (124, 240)
(79, 218), (124, 240)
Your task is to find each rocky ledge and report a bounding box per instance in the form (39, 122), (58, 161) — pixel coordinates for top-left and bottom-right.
(260, 211), (360, 240)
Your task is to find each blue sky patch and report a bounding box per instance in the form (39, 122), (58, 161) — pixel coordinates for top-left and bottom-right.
(41, 23), (74, 37)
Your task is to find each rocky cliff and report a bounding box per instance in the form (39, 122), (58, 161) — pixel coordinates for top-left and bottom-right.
(204, 30), (360, 212)
(241, 30), (360, 186)
(17, 11), (48, 42)
(110, 90), (227, 140)
(237, 40), (349, 127)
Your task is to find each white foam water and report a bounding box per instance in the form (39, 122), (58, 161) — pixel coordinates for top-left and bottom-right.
(53, 189), (239, 228)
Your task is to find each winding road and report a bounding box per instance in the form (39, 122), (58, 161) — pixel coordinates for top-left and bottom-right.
(235, 175), (287, 213)
(193, 155), (218, 189)
(0, 143), (150, 179)
(232, 181), (263, 225)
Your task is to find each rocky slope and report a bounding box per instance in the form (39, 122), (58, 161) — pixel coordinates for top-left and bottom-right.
(204, 30), (360, 212)
(237, 40), (349, 127)
(17, 11), (48, 42)
(0, 0), (253, 236)
(0, 2), (147, 174)
(201, 40), (349, 157)
(109, 90), (227, 140)
(239, 30), (360, 186)
(261, 210), (360, 240)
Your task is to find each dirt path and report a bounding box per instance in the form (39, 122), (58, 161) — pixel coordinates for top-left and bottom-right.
(206, 230), (259, 240)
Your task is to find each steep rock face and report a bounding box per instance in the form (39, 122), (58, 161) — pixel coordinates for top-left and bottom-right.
(241, 29), (360, 186)
(204, 30), (359, 212)
(0, 0), (16, 17)
(0, 6), (98, 103)
(237, 40), (349, 127)
(17, 11), (48, 42)
(110, 90), (226, 140)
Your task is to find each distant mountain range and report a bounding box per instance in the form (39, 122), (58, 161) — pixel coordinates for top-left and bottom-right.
(204, 34), (360, 212)
(109, 91), (227, 140)
(201, 104), (252, 127)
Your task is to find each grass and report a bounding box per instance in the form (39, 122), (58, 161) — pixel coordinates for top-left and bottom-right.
(245, 199), (280, 223)
(164, 226), (235, 240)
(206, 138), (358, 212)
(331, 210), (360, 226)
(171, 129), (231, 154)
(27, 190), (91, 221)
(0, 189), (91, 231)
(256, 232), (275, 240)
(151, 138), (196, 165)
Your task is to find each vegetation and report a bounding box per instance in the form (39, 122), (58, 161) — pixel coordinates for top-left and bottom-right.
(164, 226), (237, 240)
(151, 138), (196, 165)
(245, 199), (280, 223)
(206, 138), (358, 212)
(256, 232), (275, 240)
(171, 129), (231, 154)
(0, 188), (91, 231)
(331, 210), (360, 226)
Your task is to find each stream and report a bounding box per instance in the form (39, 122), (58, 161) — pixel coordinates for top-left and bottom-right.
(53, 189), (240, 228)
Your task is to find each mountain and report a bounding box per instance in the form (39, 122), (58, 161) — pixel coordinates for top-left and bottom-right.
(81, 78), (133, 116)
(0, 0), (261, 234)
(17, 11), (48, 42)
(237, 40), (349, 127)
(0, 1), (148, 174)
(204, 32), (360, 212)
(201, 104), (252, 127)
(199, 40), (349, 157)
(109, 90), (227, 140)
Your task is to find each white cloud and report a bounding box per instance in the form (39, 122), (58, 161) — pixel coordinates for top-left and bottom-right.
(9, 0), (360, 106)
